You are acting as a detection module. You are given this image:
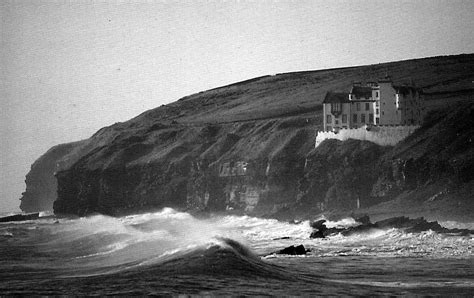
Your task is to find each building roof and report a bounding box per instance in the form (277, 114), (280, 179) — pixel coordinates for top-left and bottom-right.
(322, 92), (350, 104)
(351, 86), (373, 98)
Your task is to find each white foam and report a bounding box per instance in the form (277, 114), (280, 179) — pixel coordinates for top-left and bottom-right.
(440, 220), (474, 230)
(324, 217), (360, 229)
(28, 208), (474, 278)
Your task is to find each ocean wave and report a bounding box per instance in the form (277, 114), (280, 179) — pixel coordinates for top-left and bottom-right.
(8, 209), (283, 279)
(1, 208), (472, 281)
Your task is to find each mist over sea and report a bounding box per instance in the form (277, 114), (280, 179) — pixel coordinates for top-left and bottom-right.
(1, 208), (473, 295)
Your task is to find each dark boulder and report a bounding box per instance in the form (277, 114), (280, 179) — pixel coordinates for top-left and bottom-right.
(310, 229), (327, 238)
(374, 216), (446, 232)
(310, 219), (327, 229)
(310, 219), (329, 238)
(275, 245), (309, 255)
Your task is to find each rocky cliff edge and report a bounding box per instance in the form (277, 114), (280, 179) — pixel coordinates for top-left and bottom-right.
(19, 54), (474, 221)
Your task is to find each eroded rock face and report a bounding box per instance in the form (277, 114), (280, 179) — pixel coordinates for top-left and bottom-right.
(20, 141), (84, 212)
(53, 120), (317, 216)
(371, 103), (474, 208)
(21, 55), (474, 219)
(298, 139), (389, 213)
(26, 102), (474, 220)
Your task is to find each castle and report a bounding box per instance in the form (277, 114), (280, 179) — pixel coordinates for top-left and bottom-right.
(317, 77), (424, 147)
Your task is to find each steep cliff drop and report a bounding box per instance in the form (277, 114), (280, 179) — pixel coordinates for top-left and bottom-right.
(362, 101), (474, 222)
(52, 118), (317, 217)
(20, 141), (84, 212)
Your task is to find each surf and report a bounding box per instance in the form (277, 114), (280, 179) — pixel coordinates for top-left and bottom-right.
(1, 208), (473, 295)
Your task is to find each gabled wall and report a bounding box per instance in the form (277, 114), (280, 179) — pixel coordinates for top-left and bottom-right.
(323, 102), (351, 131)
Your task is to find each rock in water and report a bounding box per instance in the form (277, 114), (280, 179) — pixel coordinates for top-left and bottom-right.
(310, 219), (327, 230)
(309, 219), (328, 238)
(374, 216), (447, 233)
(310, 230), (326, 239)
(276, 245), (309, 255)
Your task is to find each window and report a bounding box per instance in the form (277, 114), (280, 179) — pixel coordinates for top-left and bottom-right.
(331, 103), (341, 114)
(376, 118), (380, 124)
(376, 91), (379, 97)
(326, 114), (332, 124)
(356, 103), (360, 111)
(361, 114), (366, 123)
(335, 119), (339, 125)
(342, 114), (347, 123)
(382, 111), (384, 115)
(376, 108), (379, 115)
(369, 113), (374, 123)
(353, 114), (357, 123)
(365, 103), (370, 111)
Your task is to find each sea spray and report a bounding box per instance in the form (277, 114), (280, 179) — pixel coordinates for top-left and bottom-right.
(0, 208), (473, 295)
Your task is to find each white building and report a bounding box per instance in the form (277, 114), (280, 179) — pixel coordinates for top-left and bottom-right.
(322, 77), (423, 131)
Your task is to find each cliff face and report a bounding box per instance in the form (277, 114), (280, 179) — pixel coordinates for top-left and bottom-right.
(21, 54), (474, 219)
(375, 108), (474, 197)
(299, 139), (389, 213)
(297, 102), (474, 221)
(53, 117), (317, 216)
(20, 141), (84, 212)
(365, 102), (474, 221)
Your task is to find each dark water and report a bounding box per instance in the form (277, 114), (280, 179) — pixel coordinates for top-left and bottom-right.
(1, 209), (473, 295)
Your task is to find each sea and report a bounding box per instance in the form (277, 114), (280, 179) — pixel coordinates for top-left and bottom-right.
(0, 208), (473, 295)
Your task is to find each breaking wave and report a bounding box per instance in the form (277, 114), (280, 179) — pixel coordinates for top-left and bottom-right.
(1, 208), (473, 295)
(0, 208), (288, 279)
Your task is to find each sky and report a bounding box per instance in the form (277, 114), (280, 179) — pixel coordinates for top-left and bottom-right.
(1, 0), (474, 212)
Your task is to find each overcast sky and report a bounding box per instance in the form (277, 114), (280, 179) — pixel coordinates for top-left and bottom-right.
(1, 0), (474, 212)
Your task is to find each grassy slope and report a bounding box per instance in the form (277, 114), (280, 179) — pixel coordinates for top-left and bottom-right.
(130, 54), (474, 125)
(65, 54), (474, 169)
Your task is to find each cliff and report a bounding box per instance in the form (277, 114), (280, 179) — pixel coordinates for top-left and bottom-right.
(365, 101), (474, 221)
(20, 141), (84, 212)
(21, 54), (474, 220)
(298, 102), (474, 222)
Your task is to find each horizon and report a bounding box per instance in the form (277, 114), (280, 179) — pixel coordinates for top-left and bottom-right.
(1, 0), (474, 212)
